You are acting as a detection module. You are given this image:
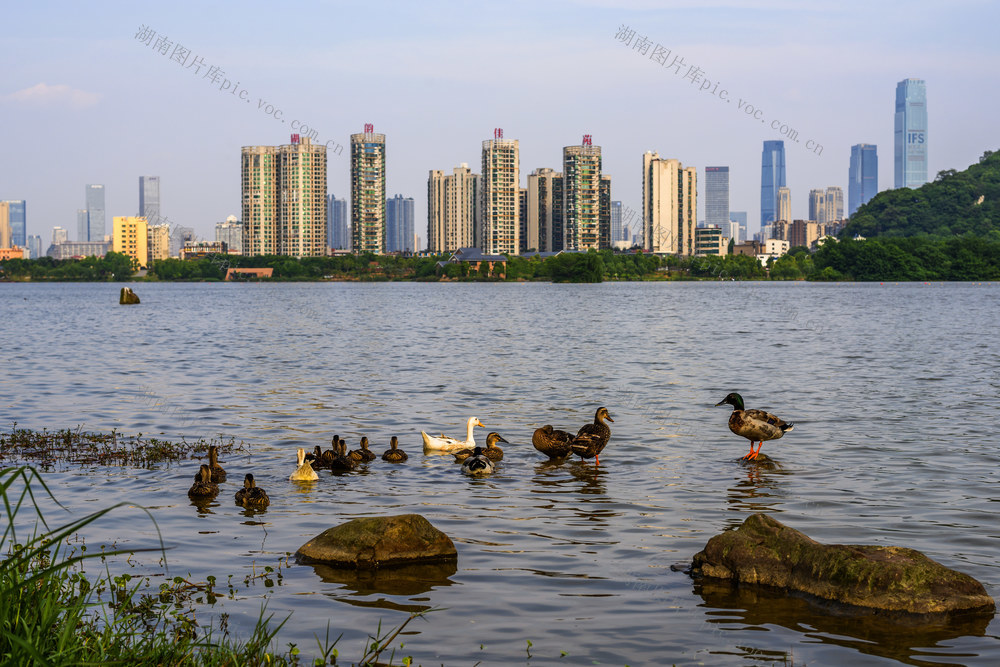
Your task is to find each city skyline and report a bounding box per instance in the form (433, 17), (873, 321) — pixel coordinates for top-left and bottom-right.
(1, 1), (996, 248)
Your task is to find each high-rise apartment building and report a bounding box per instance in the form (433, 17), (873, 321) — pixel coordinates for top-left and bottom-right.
(808, 189), (826, 223)
(0, 200), (26, 247)
(112, 216), (149, 268)
(52, 227), (68, 245)
(824, 187), (844, 222)
(518, 188), (529, 253)
(139, 176), (160, 221)
(215, 215), (243, 254)
(760, 141), (786, 229)
(849, 144), (879, 216)
(777, 187), (791, 222)
(427, 165), (481, 254)
(894, 79), (928, 189)
(704, 167), (730, 229)
(642, 151), (697, 255)
(599, 175), (611, 250)
(85, 184), (106, 242)
(730, 211), (748, 243)
(242, 135), (328, 257)
(148, 224), (170, 262)
(0, 202), (11, 248)
(27, 235), (42, 260)
(610, 201), (622, 244)
(481, 130), (520, 255)
(326, 194), (349, 250)
(386, 194), (415, 253)
(563, 137), (603, 251)
(76, 210), (88, 243)
(526, 168), (563, 252)
(350, 126), (387, 254)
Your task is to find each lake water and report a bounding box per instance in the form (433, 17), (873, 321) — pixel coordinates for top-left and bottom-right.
(1, 281), (998, 666)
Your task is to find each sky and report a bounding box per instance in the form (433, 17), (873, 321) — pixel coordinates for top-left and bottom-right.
(3, 0), (999, 247)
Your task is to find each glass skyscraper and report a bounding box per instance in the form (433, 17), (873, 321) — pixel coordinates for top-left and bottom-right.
(705, 166), (729, 229)
(849, 144), (879, 216)
(386, 194), (415, 253)
(85, 184), (106, 242)
(327, 194), (349, 250)
(894, 79), (927, 189)
(139, 176), (160, 222)
(610, 201), (622, 242)
(3, 200), (26, 247)
(729, 211), (748, 243)
(760, 141), (786, 230)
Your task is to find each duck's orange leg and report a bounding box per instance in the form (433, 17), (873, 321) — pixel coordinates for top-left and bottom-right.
(749, 442), (764, 460)
(742, 442), (757, 460)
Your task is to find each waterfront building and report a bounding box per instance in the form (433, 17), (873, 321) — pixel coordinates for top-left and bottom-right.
(563, 137), (603, 251)
(47, 241), (108, 259)
(85, 184), (106, 243)
(777, 187), (791, 223)
(427, 165), (481, 254)
(704, 166), (730, 229)
(27, 234), (42, 260)
(351, 126), (387, 254)
(386, 194), (415, 253)
(808, 189), (826, 223)
(760, 140), (786, 229)
(599, 175), (611, 250)
(52, 226), (68, 245)
(242, 135), (327, 257)
(481, 131), (520, 255)
(518, 187), (529, 253)
(849, 144), (879, 216)
(111, 216), (149, 267)
(642, 151), (696, 255)
(694, 226), (726, 256)
(894, 79), (928, 189)
(214, 215), (243, 255)
(611, 201), (622, 244)
(148, 224), (170, 262)
(526, 168), (563, 252)
(0, 200), (26, 247)
(139, 176), (160, 221)
(76, 210), (88, 242)
(326, 194), (349, 250)
(825, 187), (844, 223)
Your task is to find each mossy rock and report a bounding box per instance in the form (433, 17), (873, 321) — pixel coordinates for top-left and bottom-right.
(691, 513), (995, 615)
(295, 514), (457, 569)
(119, 287), (140, 304)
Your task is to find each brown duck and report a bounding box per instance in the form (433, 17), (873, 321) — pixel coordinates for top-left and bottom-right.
(381, 436), (408, 463)
(453, 432), (508, 462)
(716, 392), (793, 460)
(570, 407), (614, 464)
(532, 425), (575, 460)
(188, 464), (219, 499)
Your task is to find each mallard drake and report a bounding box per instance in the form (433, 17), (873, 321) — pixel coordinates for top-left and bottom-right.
(461, 447), (495, 476)
(570, 407), (614, 464)
(329, 440), (357, 472)
(421, 417), (485, 451)
(290, 447), (319, 481)
(234, 473), (270, 508)
(453, 432), (508, 462)
(532, 425), (575, 460)
(381, 436), (408, 462)
(188, 464), (219, 498)
(349, 436), (377, 463)
(716, 392), (793, 460)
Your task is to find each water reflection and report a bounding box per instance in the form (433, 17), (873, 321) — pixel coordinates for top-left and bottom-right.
(696, 579), (994, 666)
(308, 561), (458, 612)
(725, 455), (789, 524)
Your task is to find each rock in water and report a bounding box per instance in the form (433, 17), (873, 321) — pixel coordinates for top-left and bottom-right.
(691, 513), (995, 615)
(295, 514), (457, 569)
(119, 287), (140, 304)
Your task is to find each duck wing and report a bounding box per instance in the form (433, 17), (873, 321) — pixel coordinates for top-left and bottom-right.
(736, 409), (794, 440)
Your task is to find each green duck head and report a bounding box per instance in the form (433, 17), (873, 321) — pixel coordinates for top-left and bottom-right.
(715, 393), (745, 410)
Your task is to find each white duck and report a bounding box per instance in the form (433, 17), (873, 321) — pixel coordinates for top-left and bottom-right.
(421, 417), (485, 452)
(289, 447), (318, 481)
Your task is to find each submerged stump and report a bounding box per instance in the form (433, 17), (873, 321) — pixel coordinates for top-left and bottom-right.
(691, 513), (995, 616)
(295, 514), (457, 569)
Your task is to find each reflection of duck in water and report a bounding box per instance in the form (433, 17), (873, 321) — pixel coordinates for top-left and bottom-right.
(570, 407), (614, 464)
(290, 447), (319, 481)
(461, 447), (495, 476)
(532, 425), (575, 460)
(349, 436), (377, 463)
(189, 464), (219, 498)
(453, 432), (508, 462)
(235, 473), (270, 508)
(381, 436), (408, 462)
(716, 392), (793, 461)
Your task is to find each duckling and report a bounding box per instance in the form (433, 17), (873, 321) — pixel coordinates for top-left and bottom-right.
(188, 464), (219, 498)
(348, 436), (377, 463)
(381, 436), (408, 462)
(289, 447), (319, 481)
(570, 407), (614, 464)
(454, 432), (509, 462)
(461, 447), (495, 476)
(716, 392), (793, 460)
(532, 425), (575, 460)
(329, 440), (357, 472)
(234, 473), (270, 508)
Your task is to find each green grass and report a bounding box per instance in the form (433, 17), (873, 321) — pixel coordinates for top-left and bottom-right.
(0, 465), (423, 666)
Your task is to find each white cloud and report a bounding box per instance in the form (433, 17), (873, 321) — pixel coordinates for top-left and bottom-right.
(4, 82), (100, 108)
